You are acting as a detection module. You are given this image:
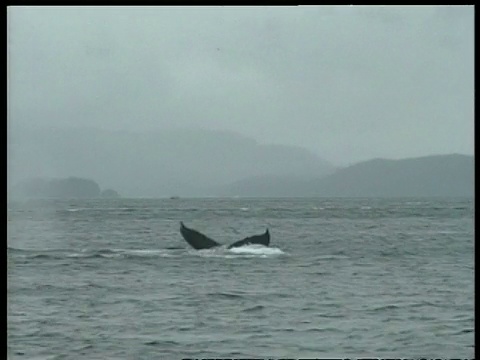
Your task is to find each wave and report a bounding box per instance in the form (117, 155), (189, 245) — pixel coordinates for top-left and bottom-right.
(7, 247), (72, 260)
(206, 291), (246, 300)
(242, 304), (265, 312)
(59, 207), (143, 213)
(8, 247), (179, 260)
(8, 245), (285, 261)
(144, 339), (181, 346)
(69, 248), (178, 259)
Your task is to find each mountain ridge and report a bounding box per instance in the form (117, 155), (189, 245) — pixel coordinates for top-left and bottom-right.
(219, 153), (474, 197)
(8, 125), (335, 197)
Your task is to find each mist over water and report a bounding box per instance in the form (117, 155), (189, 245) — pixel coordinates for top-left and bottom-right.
(8, 6), (474, 166)
(8, 197), (474, 358)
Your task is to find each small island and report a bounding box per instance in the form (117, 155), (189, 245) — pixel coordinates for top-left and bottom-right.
(11, 177), (121, 199)
(100, 189), (121, 198)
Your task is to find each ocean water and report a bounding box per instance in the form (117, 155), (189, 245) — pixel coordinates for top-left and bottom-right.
(7, 197), (474, 359)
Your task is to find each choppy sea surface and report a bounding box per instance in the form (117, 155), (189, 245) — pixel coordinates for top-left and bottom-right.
(7, 197), (474, 359)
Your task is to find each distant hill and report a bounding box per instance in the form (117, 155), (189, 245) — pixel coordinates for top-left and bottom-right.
(8, 126), (335, 197)
(100, 189), (120, 198)
(220, 154), (474, 197)
(10, 177), (121, 200)
(312, 154), (474, 197)
(219, 174), (314, 197)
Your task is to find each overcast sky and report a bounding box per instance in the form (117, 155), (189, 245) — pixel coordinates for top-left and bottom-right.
(8, 6), (474, 166)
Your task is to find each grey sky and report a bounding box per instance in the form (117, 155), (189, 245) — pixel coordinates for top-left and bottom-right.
(8, 6), (474, 165)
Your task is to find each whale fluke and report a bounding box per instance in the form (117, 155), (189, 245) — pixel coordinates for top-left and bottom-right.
(179, 222), (270, 250)
(227, 229), (270, 249)
(180, 222), (222, 250)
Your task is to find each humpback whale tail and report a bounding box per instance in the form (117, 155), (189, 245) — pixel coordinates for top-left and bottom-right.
(179, 222), (270, 250)
(227, 228), (270, 249)
(180, 222), (221, 250)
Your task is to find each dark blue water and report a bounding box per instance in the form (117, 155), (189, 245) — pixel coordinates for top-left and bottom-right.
(7, 197), (474, 359)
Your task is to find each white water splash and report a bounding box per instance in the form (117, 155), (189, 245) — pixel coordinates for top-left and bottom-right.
(190, 245), (285, 258)
(228, 244), (285, 256)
